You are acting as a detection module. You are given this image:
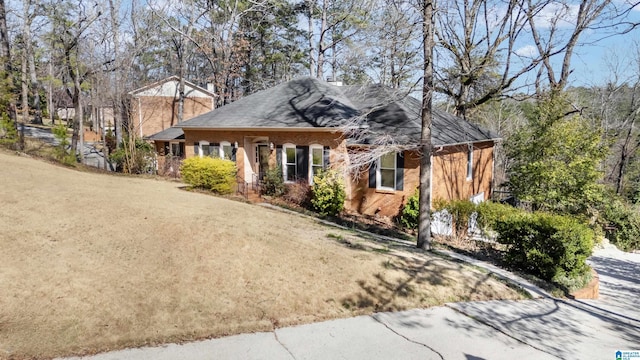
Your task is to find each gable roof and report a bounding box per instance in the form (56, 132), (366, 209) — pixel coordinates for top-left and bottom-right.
(154, 77), (499, 146)
(341, 84), (499, 146)
(129, 76), (217, 99)
(178, 77), (358, 129)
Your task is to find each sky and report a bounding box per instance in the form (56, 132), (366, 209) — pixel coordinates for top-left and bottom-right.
(510, 3), (640, 89)
(5, 0), (640, 92)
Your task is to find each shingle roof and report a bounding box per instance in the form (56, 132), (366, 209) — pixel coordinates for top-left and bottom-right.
(151, 77), (499, 146)
(178, 77), (358, 129)
(340, 84), (500, 146)
(146, 127), (185, 141)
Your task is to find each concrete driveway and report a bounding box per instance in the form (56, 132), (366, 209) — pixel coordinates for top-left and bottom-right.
(60, 244), (640, 360)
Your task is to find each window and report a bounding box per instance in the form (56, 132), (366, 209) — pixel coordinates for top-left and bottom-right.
(310, 145), (325, 181)
(220, 141), (233, 160)
(170, 142), (183, 157)
(283, 144), (297, 182)
(378, 152), (396, 190)
(369, 151), (404, 191)
(199, 141), (210, 157)
(467, 146), (473, 180)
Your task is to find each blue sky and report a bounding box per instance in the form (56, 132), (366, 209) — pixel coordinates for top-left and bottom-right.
(512, 4), (640, 89)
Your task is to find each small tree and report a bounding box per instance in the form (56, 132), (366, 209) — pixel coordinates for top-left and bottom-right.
(52, 123), (75, 165)
(0, 113), (17, 147)
(506, 92), (607, 215)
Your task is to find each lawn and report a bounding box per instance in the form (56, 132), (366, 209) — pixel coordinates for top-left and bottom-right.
(0, 151), (523, 359)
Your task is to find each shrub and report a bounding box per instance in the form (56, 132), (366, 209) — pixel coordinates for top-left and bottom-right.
(476, 201), (519, 237)
(52, 123), (76, 165)
(434, 199), (477, 238)
(0, 114), (18, 147)
(311, 170), (346, 217)
(599, 197), (640, 252)
(110, 137), (155, 174)
(284, 180), (312, 207)
(261, 165), (285, 197)
(180, 156), (237, 194)
(399, 189), (419, 229)
(494, 212), (594, 284)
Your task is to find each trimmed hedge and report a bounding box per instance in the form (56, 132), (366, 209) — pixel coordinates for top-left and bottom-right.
(494, 212), (594, 282)
(180, 157), (237, 194)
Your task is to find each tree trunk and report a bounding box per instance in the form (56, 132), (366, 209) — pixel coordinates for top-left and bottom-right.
(316, 0), (328, 80)
(108, 0), (122, 144)
(307, 0), (315, 77)
(0, 0), (16, 123)
(417, 0), (434, 250)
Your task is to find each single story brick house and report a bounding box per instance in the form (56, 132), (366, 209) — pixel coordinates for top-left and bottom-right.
(149, 77), (499, 217)
(129, 76), (217, 138)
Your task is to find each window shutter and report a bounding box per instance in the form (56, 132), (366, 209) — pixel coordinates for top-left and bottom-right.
(231, 148), (237, 162)
(194, 142), (199, 156)
(296, 146), (309, 180)
(276, 145), (282, 170)
(396, 151), (404, 191)
(368, 161), (377, 188)
(323, 146), (330, 168)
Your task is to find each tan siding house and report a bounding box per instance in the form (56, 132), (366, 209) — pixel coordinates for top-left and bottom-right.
(150, 77), (499, 218)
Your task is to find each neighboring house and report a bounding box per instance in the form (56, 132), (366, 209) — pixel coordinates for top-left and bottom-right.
(149, 77), (499, 217)
(129, 76), (217, 138)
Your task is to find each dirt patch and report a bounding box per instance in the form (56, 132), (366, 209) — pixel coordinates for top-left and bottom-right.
(0, 151), (523, 359)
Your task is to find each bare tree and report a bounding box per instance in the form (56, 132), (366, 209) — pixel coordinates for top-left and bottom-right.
(303, 0), (373, 80)
(434, 0), (640, 118)
(47, 0), (102, 159)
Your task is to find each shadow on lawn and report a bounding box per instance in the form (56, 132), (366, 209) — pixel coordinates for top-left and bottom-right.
(339, 254), (497, 313)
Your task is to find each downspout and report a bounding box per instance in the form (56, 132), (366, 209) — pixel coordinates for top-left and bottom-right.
(138, 97), (142, 138)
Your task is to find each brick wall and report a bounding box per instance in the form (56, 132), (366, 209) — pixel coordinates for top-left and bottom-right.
(182, 129), (348, 185)
(432, 141), (494, 203)
(347, 141), (495, 217)
(175, 129), (495, 218)
(130, 96), (214, 137)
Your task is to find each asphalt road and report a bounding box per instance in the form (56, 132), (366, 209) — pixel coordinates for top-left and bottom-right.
(59, 245), (640, 360)
(22, 125), (113, 171)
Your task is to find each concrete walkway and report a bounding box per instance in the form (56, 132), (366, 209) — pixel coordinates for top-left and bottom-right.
(61, 243), (640, 360)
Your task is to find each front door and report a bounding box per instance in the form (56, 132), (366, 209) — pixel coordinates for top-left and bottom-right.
(257, 144), (270, 180)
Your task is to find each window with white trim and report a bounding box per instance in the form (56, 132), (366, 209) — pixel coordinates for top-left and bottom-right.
(199, 140), (210, 157)
(377, 152), (396, 190)
(220, 141), (233, 160)
(466, 146), (473, 180)
(283, 144), (297, 182)
(309, 144), (324, 181)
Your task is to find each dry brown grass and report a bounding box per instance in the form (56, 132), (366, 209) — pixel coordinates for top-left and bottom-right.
(0, 151), (523, 359)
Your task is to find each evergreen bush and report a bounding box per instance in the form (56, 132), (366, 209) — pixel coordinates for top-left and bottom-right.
(599, 197), (640, 252)
(261, 166), (285, 197)
(494, 212), (594, 283)
(52, 123), (75, 165)
(0, 114), (18, 147)
(180, 156), (237, 194)
(311, 170), (346, 217)
(399, 189), (420, 229)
